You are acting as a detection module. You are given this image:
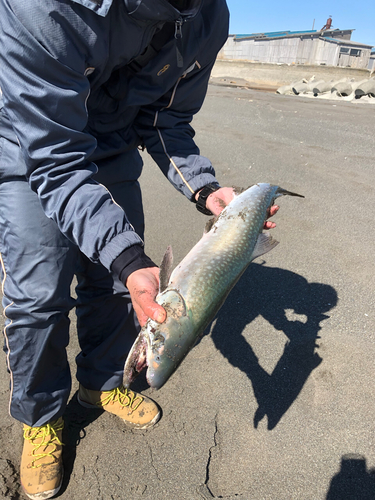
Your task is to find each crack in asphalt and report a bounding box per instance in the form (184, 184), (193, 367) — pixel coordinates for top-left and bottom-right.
(198, 415), (245, 499)
(202, 413), (219, 498)
(0, 458), (21, 500)
(90, 456), (101, 498)
(148, 441), (161, 481)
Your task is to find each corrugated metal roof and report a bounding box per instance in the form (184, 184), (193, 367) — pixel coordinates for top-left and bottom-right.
(322, 37), (373, 48)
(322, 37), (348, 42)
(235, 30), (317, 39)
(233, 29), (355, 39)
(232, 29), (373, 49)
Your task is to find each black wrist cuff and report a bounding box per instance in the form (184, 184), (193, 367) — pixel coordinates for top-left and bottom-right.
(112, 245), (157, 286)
(195, 182), (221, 215)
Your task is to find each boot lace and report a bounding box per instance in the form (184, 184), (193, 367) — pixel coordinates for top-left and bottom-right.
(98, 386), (143, 413)
(23, 417), (64, 468)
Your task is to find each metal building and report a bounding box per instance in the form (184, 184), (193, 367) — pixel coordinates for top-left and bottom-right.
(369, 50), (375, 71)
(219, 29), (373, 69)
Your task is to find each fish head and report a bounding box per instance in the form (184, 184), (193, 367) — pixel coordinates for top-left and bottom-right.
(145, 289), (195, 389)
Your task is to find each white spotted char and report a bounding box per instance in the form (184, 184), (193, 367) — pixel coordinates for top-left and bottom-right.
(123, 183), (303, 389)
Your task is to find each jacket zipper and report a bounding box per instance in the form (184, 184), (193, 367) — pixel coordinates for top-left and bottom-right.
(174, 17), (184, 68)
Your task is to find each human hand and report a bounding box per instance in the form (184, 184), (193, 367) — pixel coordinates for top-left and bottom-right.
(201, 187), (279, 229)
(126, 267), (167, 327)
(264, 204), (279, 229)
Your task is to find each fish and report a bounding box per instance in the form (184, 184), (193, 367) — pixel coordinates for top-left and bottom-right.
(123, 183), (304, 390)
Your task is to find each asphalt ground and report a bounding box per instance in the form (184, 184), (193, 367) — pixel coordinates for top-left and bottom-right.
(1, 84), (375, 500)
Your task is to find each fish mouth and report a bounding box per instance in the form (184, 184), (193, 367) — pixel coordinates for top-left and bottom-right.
(123, 335), (148, 387)
(135, 344), (147, 373)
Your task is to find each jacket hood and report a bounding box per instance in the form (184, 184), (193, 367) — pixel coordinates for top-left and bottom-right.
(70, 0), (202, 19)
(124, 0), (202, 21)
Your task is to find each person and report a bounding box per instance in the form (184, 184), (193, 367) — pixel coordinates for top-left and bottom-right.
(0, 0), (278, 498)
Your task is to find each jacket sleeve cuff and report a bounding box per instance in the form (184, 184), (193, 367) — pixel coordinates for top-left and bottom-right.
(166, 154), (219, 201)
(185, 174), (221, 201)
(111, 244), (157, 286)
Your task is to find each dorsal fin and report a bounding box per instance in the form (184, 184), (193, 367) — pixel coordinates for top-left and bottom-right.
(159, 245), (174, 293)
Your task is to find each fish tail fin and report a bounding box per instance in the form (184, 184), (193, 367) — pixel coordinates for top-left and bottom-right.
(275, 187), (305, 198)
(251, 233), (279, 261)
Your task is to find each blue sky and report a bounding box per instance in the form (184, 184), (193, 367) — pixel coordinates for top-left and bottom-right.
(226, 0), (375, 48)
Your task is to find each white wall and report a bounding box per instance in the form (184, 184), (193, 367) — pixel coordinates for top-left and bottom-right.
(219, 36), (371, 69)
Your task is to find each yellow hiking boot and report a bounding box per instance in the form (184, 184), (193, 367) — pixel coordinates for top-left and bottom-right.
(21, 417), (64, 500)
(78, 385), (161, 429)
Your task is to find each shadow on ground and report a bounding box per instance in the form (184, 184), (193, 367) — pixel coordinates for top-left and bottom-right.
(58, 392), (103, 497)
(326, 454), (375, 500)
(211, 262), (338, 430)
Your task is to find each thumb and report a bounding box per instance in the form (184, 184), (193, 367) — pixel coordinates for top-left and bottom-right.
(126, 267), (167, 325)
(133, 289), (167, 325)
(146, 301), (167, 324)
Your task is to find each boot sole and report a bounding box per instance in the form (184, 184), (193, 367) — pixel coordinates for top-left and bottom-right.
(22, 475), (62, 500)
(77, 394), (161, 429)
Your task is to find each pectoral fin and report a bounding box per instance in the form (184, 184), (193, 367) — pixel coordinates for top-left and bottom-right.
(251, 233), (279, 261)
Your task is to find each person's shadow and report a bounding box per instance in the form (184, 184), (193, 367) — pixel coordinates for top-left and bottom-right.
(326, 454), (375, 500)
(57, 392), (104, 497)
(210, 262), (338, 430)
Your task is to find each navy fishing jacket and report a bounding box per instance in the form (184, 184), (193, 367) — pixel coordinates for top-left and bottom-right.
(0, 0), (229, 271)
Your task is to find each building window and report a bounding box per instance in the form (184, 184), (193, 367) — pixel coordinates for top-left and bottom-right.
(339, 47), (349, 54)
(350, 48), (361, 57)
